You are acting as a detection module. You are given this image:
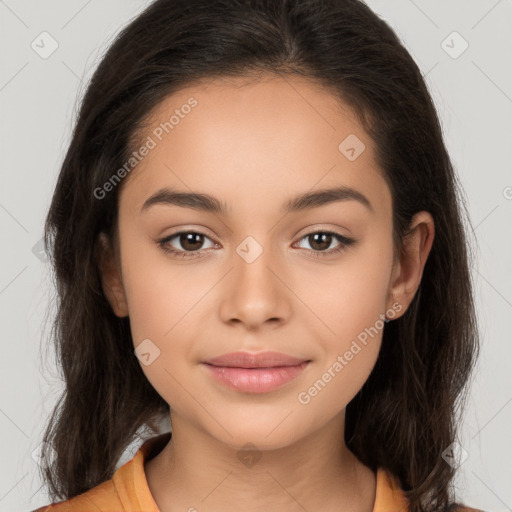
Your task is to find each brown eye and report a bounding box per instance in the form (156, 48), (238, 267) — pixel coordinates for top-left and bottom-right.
(158, 230), (216, 258)
(295, 230), (356, 258)
(179, 232), (205, 251)
(308, 232), (334, 251)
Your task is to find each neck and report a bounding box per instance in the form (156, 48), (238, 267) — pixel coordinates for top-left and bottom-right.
(145, 411), (377, 512)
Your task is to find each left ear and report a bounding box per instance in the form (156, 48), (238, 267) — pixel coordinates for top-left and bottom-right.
(386, 211), (435, 318)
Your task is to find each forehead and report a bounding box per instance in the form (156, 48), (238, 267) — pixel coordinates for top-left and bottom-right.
(119, 74), (391, 218)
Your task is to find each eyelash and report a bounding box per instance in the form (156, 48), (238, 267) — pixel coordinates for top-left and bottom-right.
(157, 229), (356, 259)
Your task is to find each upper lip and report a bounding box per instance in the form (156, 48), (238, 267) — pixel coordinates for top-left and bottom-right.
(203, 351), (309, 368)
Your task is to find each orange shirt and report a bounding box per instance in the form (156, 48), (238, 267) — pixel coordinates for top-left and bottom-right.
(32, 433), (467, 512)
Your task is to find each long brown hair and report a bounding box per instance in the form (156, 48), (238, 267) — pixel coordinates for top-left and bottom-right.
(40, 0), (480, 510)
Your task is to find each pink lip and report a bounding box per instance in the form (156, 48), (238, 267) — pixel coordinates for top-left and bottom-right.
(202, 351), (311, 393)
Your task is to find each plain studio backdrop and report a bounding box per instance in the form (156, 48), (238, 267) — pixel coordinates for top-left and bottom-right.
(1, 1), (511, 511)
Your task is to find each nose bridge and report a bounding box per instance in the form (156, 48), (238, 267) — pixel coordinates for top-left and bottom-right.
(219, 234), (289, 328)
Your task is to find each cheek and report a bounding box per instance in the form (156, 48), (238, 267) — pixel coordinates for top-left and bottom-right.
(120, 232), (213, 345)
(121, 258), (202, 409)
(293, 232), (393, 404)
(296, 339), (381, 424)
(120, 238), (217, 406)
(299, 231), (393, 344)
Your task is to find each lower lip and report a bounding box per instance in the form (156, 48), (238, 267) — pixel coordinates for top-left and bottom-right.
(202, 361), (310, 393)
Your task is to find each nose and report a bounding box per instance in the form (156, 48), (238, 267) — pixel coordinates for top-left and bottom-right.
(218, 238), (292, 330)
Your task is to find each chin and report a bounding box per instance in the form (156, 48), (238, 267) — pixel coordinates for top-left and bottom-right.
(201, 406), (315, 452)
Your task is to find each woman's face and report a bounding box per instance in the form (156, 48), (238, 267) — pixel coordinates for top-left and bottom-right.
(101, 74), (418, 450)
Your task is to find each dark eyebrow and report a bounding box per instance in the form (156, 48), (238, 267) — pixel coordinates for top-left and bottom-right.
(283, 186), (373, 214)
(141, 188), (230, 215)
(140, 186), (373, 215)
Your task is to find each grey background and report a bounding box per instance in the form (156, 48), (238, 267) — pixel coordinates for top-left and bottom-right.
(1, 1), (511, 511)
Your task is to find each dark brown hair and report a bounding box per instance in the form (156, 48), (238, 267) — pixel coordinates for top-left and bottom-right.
(39, 0), (480, 510)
